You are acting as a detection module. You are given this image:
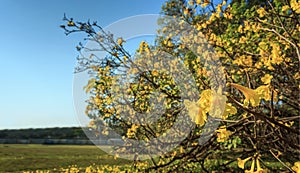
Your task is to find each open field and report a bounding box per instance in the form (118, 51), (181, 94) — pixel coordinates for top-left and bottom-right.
(0, 144), (290, 172)
(0, 144), (131, 172)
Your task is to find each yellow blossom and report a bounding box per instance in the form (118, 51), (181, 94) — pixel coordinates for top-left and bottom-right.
(231, 83), (260, 107)
(245, 158), (255, 173)
(244, 21), (251, 31)
(292, 161), (300, 173)
(216, 4), (222, 13)
(240, 36), (247, 43)
(257, 8), (266, 18)
(201, 0), (210, 7)
(184, 100), (207, 126)
(183, 8), (189, 15)
(216, 126), (232, 142)
(179, 146), (184, 154)
(67, 21), (75, 26)
(151, 70), (159, 76)
(256, 85), (278, 102)
(294, 72), (300, 79)
(261, 74), (273, 84)
(238, 25), (243, 33)
(117, 37), (125, 46)
(282, 5), (290, 11)
(270, 43), (283, 64)
(223, 12), (233, 19)
(222, 0), (226, 6)
(223, 103), (237, 119)
(126, 124), (139, 138)
(209, 89), (227, 118)
(233, 55), (252, 68)
(291, 0), (300, 13)
(199, 89), (212, 112)
(255, 158), (267, 173)
(237, 156), (251, 169)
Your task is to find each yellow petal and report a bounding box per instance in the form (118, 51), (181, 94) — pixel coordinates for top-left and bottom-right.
(184, 100), (206, 126)
(255, 158), (267, 173)
(209, 89), (227, 118)
(237, 157), (251, 169)
(117, 37), (125, 46)
(223, 103), (237, 119)
(216, 126), (232, 142)
(231, 83), (260, 107)
(195, 109), (207, 126)
(292, 161), (300, 173)
(257, 8), (266, 17)
(245, 158), (255, 173)
(255, 85), (278, 102)
(261, 74), (273, 84)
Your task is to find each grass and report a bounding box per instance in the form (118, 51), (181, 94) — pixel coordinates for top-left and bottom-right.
(0, 144), (131, 172)
(0, 144), (290, 172)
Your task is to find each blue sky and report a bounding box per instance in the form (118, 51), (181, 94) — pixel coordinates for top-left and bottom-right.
(0, 0), (165, 129)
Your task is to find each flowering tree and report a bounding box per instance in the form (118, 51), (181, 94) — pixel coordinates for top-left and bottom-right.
(62, 0), (300, 172)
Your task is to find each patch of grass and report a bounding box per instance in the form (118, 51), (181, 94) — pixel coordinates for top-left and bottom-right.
(0, 144), (131, 172)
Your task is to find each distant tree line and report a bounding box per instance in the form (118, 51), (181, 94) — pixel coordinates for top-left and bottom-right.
(0, 127), (89, 140)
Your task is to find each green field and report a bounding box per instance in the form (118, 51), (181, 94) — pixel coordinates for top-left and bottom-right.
(0, 144), (289, 173)
(0, 144), (131, 172)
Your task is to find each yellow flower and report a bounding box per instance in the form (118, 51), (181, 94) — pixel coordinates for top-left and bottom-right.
(294, 72), (300, 79)
(292, 161), (300, 173)
(201, 0), (210, 7)
(117, 37), (125, 46)
(138, 41), (149, 53)
(183, 8), (189, 15)
(184, 100), (207, 126)
(232, 55), (253, 68)
(237, 156), (251, 169)
(223, 12), (233, 19)
(245, 158), (255, 173)
(195, 109), (207, 126)
(240, 36), (247, 43)
(238, 25), (244, 33)
(291, 0), (300, 13)
(270, 43), (283, 65)
(244, 21), (251, 31)
(255, 158), (267, 173)
(151, 70), (159, 76)
(231, 83), (260, 107)
(223, 103), (237, 119)
(261, 74), (273, 84)
(216, 126), (232, 142)
(256, 85), (278, 102)
(209, 88), (227, 118)
(179, 146), (184, 154)
(222, 0), (226, 6)
(126, 124), (139, 138)
(167, 40), (174, 47)
(257, 8), (266, 17)
(282, 5), (290, 12)
(199, 89), (212, 112)
(67, 21), (75, 26)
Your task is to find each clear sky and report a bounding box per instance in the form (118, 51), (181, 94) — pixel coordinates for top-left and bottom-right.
(0, 0), (166, 129)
